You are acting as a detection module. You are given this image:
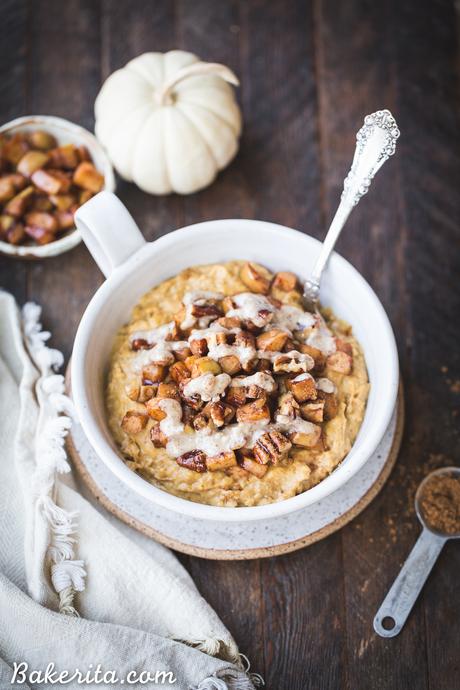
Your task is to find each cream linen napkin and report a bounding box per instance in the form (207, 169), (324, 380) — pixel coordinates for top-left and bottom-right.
(0, 291), (260, 690)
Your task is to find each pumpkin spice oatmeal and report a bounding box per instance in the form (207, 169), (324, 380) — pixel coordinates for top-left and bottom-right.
(106, 261), (369, 507)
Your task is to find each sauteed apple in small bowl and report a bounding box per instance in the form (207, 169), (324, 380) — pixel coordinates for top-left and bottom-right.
(0, 115), (115, 258)
(107, 260), (369, 508)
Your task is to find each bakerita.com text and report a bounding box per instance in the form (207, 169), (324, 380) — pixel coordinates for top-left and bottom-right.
(10, 662), (177, 685)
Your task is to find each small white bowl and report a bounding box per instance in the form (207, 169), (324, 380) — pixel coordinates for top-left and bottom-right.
(0, 115), (115, 259)
(72, 192), (399, 523)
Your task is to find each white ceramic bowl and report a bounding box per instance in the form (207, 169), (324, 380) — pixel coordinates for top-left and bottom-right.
(72, 192), (399, 522)
(0, 115), (115, 259)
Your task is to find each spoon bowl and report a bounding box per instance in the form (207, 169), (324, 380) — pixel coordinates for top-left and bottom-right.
(415, 466), (460, 538)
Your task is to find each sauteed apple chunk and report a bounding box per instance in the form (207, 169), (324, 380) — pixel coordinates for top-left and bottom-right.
(0, 129), (104, 246)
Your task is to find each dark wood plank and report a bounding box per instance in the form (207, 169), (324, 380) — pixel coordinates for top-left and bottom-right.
(391, 1), (460, 688)
(315, 2), (460, 690)
(175, 0), (248, 224)
(237, 0), (322, 233)
(261, 539), (348, 690)
(313, 1), (429, 688)
(0, 0), (28, 303)
(24, 0), (102, 359)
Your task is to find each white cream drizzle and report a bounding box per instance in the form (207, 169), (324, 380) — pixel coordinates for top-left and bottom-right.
(188, 324), (257, 366)
(183, 373), (231, 402)
(275, 414), (318, 435)
(291, 372), (314, 382)
(160, 400), (321, 459)
(306, 314), (336, 355)
(227, 293), (275, 327)
(166, 420), (270, 458)
(272, 305), (316, 333)
(180, 290), (224, 330)
(157, 399), (185, 437)
(130, 321), (177, 345)
(189, 323), (231, 340)
(131, 339), (189, 371)
(273, 350), (315, 372)
(231, 371), (276, 393)
(183, 290), (224, 306)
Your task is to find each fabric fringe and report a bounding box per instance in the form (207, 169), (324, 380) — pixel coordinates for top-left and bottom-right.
(58, 585), (80, 617)
(22, 302), (86, 616)
(190, 653), (264, 690)
(176, 637), (244, 666)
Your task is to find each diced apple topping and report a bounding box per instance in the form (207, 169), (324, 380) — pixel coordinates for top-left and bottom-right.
(298, 343), (327, 371)
(287, 373), (317, 403)
(273, 350), (315, 374)
(300, 400), (325, 423)
(121, 411), (148, 434)
(238, 450), (268, 477)
(142, 363), (166, 384)
(145, 398), (167, 421)
(256, 328), (289, 352)
(156, 382), (180, 401)
(317, 390), (339, 420)
(277, 392), (300, 418)
(236, 398), (271, 424)
(119, 262), (355, 475)
(240, 262), (273, 294)
(272, 271), (297, 292)
(206, 451), (237, 471)
(169, 361), (191, 383)
(190, 337), (208, 356)
(150, 423), (168, 448)
(289, 428), (322, 448)
(191, 356), (222, 378)
(203, 401), (235, 427)
(219, 354), (242, 375)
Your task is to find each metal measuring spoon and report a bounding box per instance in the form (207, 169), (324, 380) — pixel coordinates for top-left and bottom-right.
(374, 466), (460, 637)
(303, 109), (400, 311)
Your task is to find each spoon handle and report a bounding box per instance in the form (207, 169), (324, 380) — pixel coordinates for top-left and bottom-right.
(374, 528), (446, 637)
(305, 110), (400, 296)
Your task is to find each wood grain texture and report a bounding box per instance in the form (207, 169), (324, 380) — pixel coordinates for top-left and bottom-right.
(1, 0), (459, 688)
(314, 2), (460, 690)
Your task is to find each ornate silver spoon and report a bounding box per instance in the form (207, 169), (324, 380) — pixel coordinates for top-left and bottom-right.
(303, 109), (400, 311)
(374, 466), (460, 637)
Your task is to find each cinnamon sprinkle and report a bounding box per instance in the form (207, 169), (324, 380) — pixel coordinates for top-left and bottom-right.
(419, 471), (460, 535)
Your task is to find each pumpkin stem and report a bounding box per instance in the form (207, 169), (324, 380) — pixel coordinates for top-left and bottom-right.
(157, 62), (239, 106)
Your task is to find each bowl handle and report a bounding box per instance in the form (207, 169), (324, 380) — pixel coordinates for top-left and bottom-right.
(74, 191), (145, 277)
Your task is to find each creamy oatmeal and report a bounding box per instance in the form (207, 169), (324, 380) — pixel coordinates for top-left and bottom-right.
(106, 261), (369, 507)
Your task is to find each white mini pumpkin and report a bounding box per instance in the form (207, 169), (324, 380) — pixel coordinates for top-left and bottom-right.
(94, 50), (242, 195)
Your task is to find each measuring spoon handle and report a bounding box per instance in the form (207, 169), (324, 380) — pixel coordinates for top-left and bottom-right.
(374, 528), (446, 637)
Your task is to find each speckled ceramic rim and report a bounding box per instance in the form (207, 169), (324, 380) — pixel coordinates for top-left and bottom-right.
(71, 211), (400, 523)
(0, 115), (115, 259)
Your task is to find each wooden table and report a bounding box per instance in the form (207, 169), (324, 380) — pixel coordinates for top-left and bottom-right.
(1, 1), (459, 687)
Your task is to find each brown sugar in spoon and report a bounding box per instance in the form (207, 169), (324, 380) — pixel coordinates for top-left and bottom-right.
(374, 466), (460, 637)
